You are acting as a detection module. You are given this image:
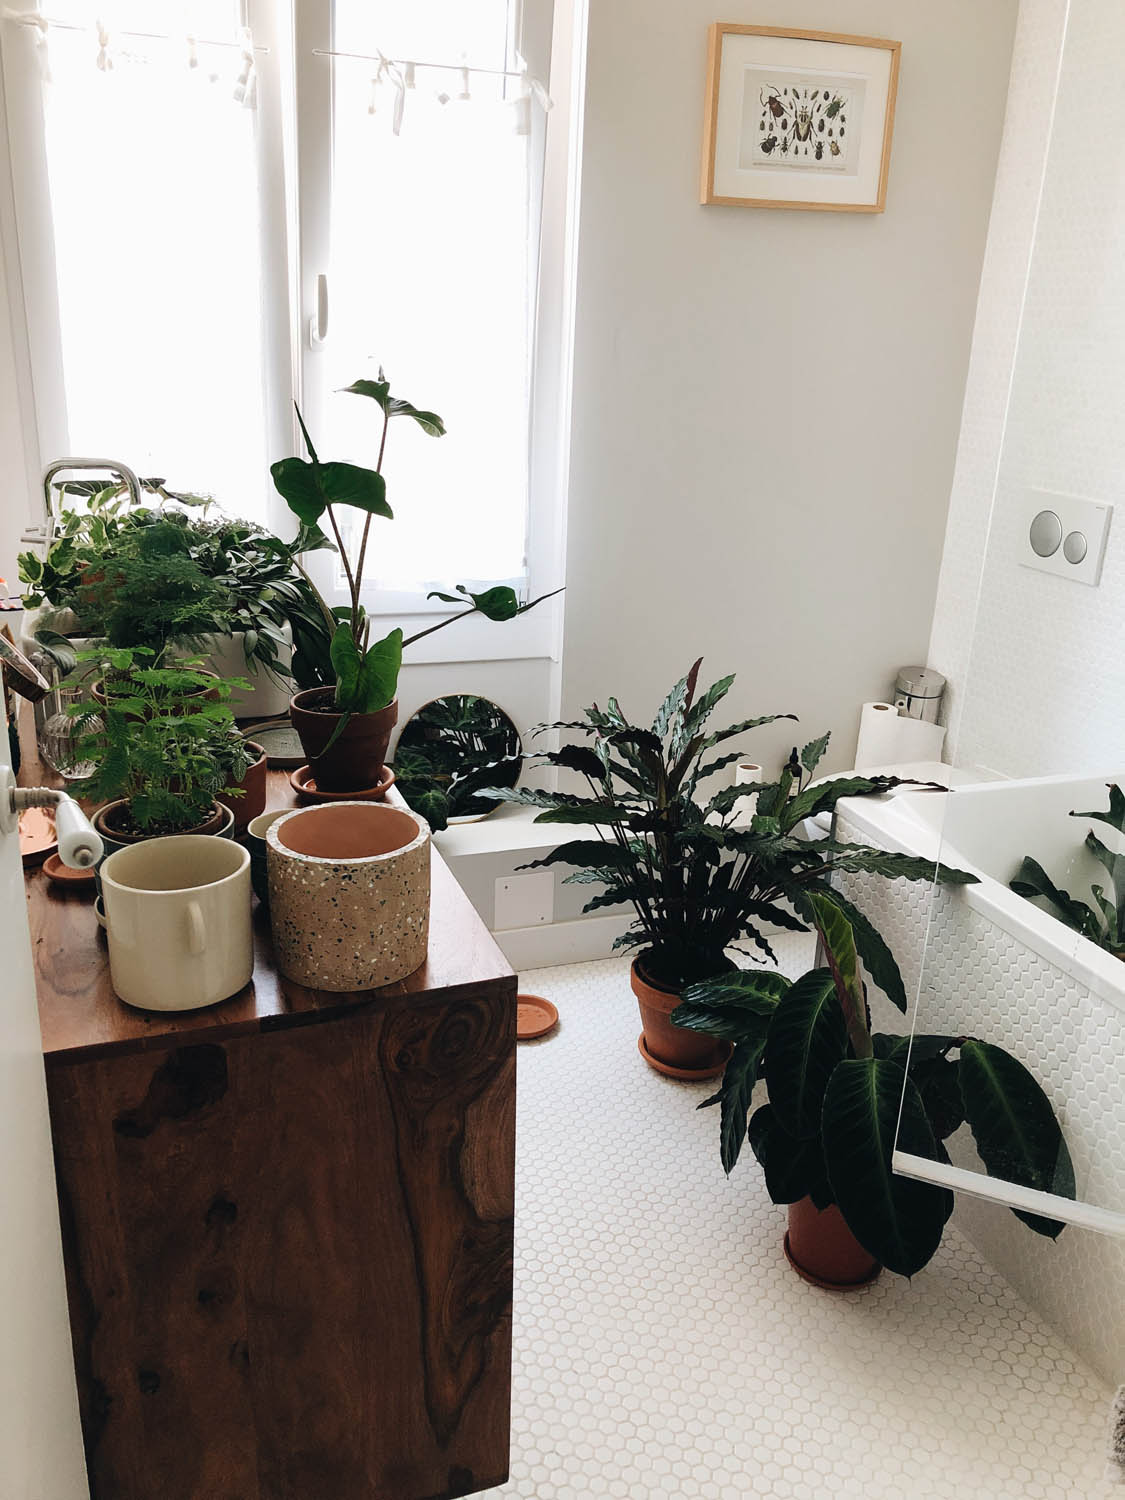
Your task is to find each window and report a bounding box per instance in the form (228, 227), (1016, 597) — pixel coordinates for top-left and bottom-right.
(2, 0), (567, 641)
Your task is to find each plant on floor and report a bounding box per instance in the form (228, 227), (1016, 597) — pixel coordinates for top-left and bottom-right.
(481, 659), (976, 990)
(676, 900), (1074, 1277)
(71, 647), (253, 836)
(269, 373), (561, 731)
(1010, 783), (1125, 959)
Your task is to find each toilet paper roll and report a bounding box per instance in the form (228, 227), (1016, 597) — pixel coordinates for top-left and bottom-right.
(733, 761), (762, 822)
(855, 702), (946, 772)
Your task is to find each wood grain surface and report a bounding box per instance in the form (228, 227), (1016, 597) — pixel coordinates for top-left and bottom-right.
(23, 717), (517, 1499)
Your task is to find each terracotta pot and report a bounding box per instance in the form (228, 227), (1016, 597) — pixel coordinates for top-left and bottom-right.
(218, 741), (267, 831)
(266, 802), (431, 991)
(784, 1197), (881, 1291)
(630, 958), (732, 1079)
(93, 799), (231, 846)
(289, 687), (398, 795)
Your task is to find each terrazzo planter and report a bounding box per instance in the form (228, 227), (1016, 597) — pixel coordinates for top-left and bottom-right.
(784, 1197), (881, 1291)
(630, 959), (732, 1080)
(266, 801), (430, 991)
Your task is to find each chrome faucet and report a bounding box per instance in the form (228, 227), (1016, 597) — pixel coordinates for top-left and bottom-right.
(23, 457), (144, 544)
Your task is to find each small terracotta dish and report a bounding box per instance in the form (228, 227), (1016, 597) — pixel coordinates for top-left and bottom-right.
(43, 851), (97, 887)
(517, 994), (559, 1040)
(637, 1032), (732, 1081)
(290, 763), (396, 803)
(19, 807), (57, 867)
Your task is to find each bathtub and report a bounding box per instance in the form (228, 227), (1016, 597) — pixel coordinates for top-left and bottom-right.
(832, 772), (1125, 1387)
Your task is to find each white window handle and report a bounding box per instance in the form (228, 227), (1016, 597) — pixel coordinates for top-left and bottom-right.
(309, 272), (329, 347)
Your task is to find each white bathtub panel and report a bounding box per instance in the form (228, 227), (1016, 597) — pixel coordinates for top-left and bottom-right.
(836, 808), (1125, 1388)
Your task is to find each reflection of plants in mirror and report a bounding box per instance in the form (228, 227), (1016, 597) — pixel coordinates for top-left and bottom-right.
(394, 695), (521, 831)
(71, 647), (252, 834)
(1011, 783), (1125, 957)
(481, 659), (977, 991)
(677, 900), (1074, 1277)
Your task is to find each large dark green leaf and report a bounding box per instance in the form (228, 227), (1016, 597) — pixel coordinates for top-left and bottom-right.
(342, 378), (446, 435)
(651, 660), (699, 743)
(807, 892), (870, 1058)
(797, 885), (908, 1013)
(786, 774), (939, 828)
(911, 1056), (966, 1141)
(671, 998), (771, 1044)
(329, 623), (361, 705)
(684, 969), (790, 1011)
(319, 462), (391, 517)
(800, 732), (831, 776)
(355, 627), (402, 712)
(710, 1039), (765, 1175)
(958, 1040), (1074, 1237)
(822, 1058), (954, 1276)
(1070, 783), (1125, 834)
(535, 745), (608, 782)
(821, 845), (978, 887)
(748, 1103), (832, 1207)
(764, 969), (847, 1139)
(1084, 830), (1125, 912)
(1010, 856), (1101, 940)
(270, 456), (325, 525)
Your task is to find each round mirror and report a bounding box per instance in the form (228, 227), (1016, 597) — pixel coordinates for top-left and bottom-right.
(393, 695), (521, 830)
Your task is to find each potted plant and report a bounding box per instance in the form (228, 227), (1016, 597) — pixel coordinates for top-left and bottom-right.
(71, 648), (253, 855)
(19, 483), (322, 714)
(481, 659), (975, 1079)
(270, 373), (560, 793)
(676, 898), (1074, 1285)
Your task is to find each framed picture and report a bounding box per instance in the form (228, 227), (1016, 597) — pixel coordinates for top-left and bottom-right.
(700, 25), (901, 213)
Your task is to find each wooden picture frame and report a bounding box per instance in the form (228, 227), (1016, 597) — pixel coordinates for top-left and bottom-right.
(700, 24), (901, 213)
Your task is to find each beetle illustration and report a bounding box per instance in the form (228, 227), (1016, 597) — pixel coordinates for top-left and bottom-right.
(759, 83), (850, 164)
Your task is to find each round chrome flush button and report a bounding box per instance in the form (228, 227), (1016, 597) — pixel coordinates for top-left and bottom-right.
(1029, 509), (1063, 557)
(1063, 529), (1088, 564)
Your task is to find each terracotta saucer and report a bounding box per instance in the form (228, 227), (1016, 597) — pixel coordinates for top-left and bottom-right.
(517, 994), (559, 1040)
(782, 1232), (882, 1291)
(43, 851), (97, 888)
(19, 807), (57, 867)
(637, 1032), (732, 1082)
(289, 764), (396, 803)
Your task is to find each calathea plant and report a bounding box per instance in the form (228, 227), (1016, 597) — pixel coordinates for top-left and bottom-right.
(270, 374), (559, 735)
(1011, 783), (1125, 958)
(676, 898), (1074, 1277)
(482, 659), (976, 991)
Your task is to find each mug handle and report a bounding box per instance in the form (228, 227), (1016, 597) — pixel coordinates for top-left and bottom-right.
(185, 901), (206, 956)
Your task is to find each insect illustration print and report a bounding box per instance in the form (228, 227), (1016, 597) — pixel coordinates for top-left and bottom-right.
(741, 73), (861, 173)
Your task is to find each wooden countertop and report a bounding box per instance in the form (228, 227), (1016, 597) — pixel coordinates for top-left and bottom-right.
(20, 715), (515, 1066)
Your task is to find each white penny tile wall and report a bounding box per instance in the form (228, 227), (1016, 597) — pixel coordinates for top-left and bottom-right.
(485, 949), (1117, 1500)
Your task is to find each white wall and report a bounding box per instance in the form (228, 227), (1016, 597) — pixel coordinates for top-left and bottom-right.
(930, 0), (1125, 781)
(561, 0), (1018, 776)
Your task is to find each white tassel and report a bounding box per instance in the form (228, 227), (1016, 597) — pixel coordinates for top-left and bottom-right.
(367, 74), (378, 115)
(404, 61), (415, 89)
(233, 25), (256, 107)
(456, 64), (470, 101)
(186, 33), (198, 69)
(95, 19), (112, 71)
(512, 84), (531, 136)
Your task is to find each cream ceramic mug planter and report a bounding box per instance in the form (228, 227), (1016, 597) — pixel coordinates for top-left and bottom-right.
(100, 835), (253, 1011)
(266, 802), (431, 991)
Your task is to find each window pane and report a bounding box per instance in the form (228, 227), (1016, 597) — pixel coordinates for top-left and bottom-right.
(40, 3), (271, 519)
(325, 0), (532, 591)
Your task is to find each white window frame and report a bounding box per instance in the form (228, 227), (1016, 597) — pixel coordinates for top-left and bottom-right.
(290, 0), (571, 668)
(0, 0), (578, 693)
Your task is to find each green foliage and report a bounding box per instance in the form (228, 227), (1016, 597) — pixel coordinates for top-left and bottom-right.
(481, 660), (975, 991)
(681, 911), (1073, 1276)
(18, 481), (328, 681)
(392, 695), (521, 831)
(269, 372), (559, 716)
(82, 520), (230, 660)
(71, 647), (252, 834)
(1010, 783), (1125, 957)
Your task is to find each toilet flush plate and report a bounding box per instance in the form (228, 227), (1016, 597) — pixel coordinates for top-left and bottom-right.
(1019, 487), (1112, 587)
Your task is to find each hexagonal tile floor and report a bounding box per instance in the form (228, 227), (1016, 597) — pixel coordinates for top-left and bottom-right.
(485, 945), (1118, 1500)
